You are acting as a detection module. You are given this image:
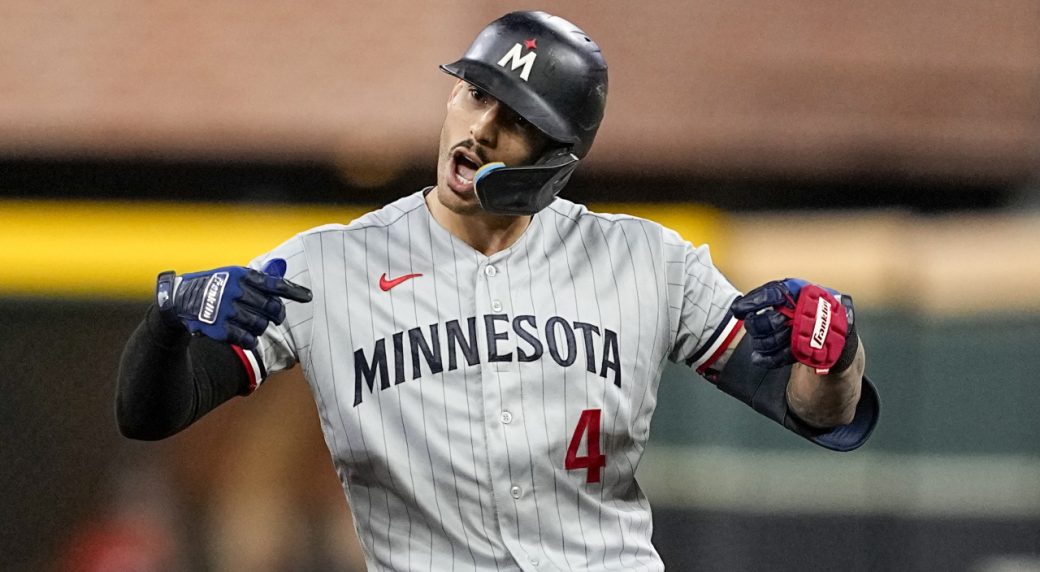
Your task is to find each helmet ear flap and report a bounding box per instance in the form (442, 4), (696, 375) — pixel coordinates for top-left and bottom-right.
(474, 151), (579, 215)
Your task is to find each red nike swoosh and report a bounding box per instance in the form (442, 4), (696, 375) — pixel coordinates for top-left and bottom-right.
(379, 272), (422, 291)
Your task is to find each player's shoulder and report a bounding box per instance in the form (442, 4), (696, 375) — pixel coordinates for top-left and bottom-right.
(293, 191), (427, 241)
(544, 197), (675, 242)
(346, 191), (428, 230)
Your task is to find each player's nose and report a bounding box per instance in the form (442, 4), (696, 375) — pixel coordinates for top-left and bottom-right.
(470, 104), (501, 149)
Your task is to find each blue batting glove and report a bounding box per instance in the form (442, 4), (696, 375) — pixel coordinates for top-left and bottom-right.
(155, 258), (312, 350)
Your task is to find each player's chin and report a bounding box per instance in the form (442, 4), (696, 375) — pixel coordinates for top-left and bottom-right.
(440, 192), (484, 216)
(437, 179), (483, 215)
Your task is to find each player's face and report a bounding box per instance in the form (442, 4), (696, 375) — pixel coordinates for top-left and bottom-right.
(435, 80), (552, 216)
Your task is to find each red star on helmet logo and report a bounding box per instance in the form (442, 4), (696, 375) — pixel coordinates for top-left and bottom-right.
(524, 38), (537, 50)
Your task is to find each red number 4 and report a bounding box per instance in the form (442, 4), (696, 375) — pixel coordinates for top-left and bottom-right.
(565, 408), (606, 484)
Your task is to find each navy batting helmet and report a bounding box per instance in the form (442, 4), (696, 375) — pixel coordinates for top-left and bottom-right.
(440, 11), (608, 215)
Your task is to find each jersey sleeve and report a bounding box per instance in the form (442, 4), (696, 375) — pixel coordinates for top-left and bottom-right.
(665, 234), (743, 379)
(233, 234), (315, 391)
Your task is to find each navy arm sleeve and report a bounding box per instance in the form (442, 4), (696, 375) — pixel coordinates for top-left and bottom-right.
(115, 304), (250, 440)
(715, 335), (880, 452)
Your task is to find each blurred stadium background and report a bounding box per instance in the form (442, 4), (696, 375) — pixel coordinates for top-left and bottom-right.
(2, 1), (1039, 570)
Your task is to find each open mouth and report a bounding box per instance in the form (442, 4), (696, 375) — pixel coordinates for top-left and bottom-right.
(448, 148), (483, 194)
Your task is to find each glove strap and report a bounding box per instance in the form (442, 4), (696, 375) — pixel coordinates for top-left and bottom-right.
(155, 271), (180, 320)
(826, 297), (859, 374)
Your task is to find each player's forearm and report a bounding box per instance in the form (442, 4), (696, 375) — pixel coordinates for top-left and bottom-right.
(785, 339), (865, 428)
(115, 304), (248, 440)
(116, 305), (195, 439)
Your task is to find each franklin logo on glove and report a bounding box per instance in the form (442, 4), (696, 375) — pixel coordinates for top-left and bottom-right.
(810, 296), (832, 350)
(200, 272), (229, 324)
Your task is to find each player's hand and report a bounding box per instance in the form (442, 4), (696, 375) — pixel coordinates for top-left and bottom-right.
(155, 258), (312, 350)
(730, 278), (856, 374)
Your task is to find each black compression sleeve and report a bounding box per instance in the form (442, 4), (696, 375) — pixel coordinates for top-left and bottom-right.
(115, 304), (250, 440)
(715, 335), (880, 452)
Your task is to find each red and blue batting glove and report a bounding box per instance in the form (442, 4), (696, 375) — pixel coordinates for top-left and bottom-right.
(730, 278), (858, 375)
(155, 258), (312, 350)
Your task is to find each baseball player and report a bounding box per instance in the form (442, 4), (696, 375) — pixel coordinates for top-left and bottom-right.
(116, 11), (879, 571)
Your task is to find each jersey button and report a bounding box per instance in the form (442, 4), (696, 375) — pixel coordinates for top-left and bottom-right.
(500, 411), (513, 424)
(484, 265), (497, 277)
(510, 485), (522, 499)
(529, 557), (540, 566)
(491, 300), (503, 312)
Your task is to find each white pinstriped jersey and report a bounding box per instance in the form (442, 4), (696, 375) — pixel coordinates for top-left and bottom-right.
(242, 189), (742, 571)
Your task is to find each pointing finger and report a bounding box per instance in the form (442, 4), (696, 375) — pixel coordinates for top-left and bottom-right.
(265, 277), (313, 303)
(245, 268), (313, 303)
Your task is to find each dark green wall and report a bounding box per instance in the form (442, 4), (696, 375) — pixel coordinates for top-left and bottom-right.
(652, 311), (1040, 455)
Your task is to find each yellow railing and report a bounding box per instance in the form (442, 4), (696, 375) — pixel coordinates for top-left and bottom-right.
(4, 199), (1038, 314)
(0, 199), (724, 299)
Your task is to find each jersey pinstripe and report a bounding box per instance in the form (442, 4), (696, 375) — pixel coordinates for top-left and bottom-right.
(243, 189), (741, 571)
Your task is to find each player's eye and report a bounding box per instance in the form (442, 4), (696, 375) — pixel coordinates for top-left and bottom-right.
(500, 108), (529, 129)
(469, 88), (487, 103)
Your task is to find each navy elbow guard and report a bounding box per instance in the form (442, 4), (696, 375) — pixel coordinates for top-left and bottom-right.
(715, 336), (880, 452)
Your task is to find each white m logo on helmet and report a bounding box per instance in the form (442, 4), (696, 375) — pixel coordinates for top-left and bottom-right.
(497, 43), (537, 81)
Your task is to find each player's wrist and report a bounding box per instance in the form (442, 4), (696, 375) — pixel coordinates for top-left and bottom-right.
(144, 301), (190, 348)
(154, 270), (184, 326)
(827, 319), (859, 375)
